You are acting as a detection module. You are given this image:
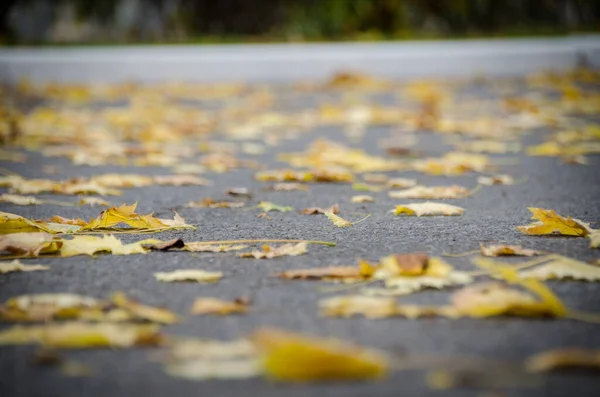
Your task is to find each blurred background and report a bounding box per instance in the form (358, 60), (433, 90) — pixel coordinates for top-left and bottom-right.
(1, 0), (599, 45)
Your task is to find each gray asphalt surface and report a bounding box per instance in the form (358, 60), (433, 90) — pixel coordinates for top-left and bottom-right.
(1, 83), (600, 397)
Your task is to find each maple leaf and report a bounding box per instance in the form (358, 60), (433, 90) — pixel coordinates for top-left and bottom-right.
(351, 195), (374, 203)
(190, 297), (248, 315)
(258, 201), (293, 213)
(60, 235), (146, 257)
(388, 185), (470, 199)
(154, 270), (223, 283)
(0, 233), (62, 256)
(379, 253), (430, 276)
(477, 174), (515, 186)
(480, 244), (540, 257)
(239, 242), (308, 259)
(517, 208), (591, 237)
(111, 292), (178, 324)
(0, 260), (49, 274)
(518, 255), (600, 281)
(394, 202), (464, 216)
(300, 203), (339, 215)
(525, 348), (600, 373)
(81, 203), (167, 231)
(0, 211), (54, 234)
(275, 266), (363, 281)
(0, 322), (162, 348)
(252, 328), (389, 381)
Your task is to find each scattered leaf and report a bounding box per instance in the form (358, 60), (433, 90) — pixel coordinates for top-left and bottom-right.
(226, 188), (252, 198)
(589, 231), (600, 248)
(324, 212), (352, 227)
(300, 203), (339, 215)
(480, 244), (540, 257)
(394, 202), (464, 216)
(239, 242), (308, 259)
(60, 235), (146, 257)
(319, 296), (398, 319)
(258, 201), (293, 213)
(386, 178), (417, 189)
(0, 233), (62, 256)
(154, 270), (223, 283)
(517, 208), (591, 237)
(191, 298), (248, 315)
(0, 260), (49, 274)
(519, 255), (600, 281)
(269, 183), (308, 191)
(477, 174), (515, 186)
(185, 243), (248, 252)
(525, 348), (600, 373)
(187, 198), (245, 208)
(351, 195), (374, 203)
(78, 197), (111, 207)
(389, 185), (470, 199)
(140, 238), (185, 251)
(111, 292), (178, 324)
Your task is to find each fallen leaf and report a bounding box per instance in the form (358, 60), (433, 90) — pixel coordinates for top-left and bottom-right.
(140, 238), (185, 251)
(252, 328), (389, 381)
(394, 202), (464, 216)
(153, 174), (211, 186)
(185, 243), (248, 252)
(519, 255), (600, 281)
(389, 185), (470, 199)
(154, 270), (223, 283)
(525, 348), (600, 372)
(111, 292), (179, 324)
(456, 140), (521, 153)
(477, 174), (515, 186)
(517, 208), (591, 237)
(0, 322), (162, 348)
(78, 197), (111, 207)
(60, 235), (146, 257)
(81, 203), (167, 231)
(269, 183), (309, 191)
(380, 253), (430, 276)
(362, 173), (389, 184)
(1, 293), (103, 322)
(191, 298), (248, 315)
(0, 211), (55, 234)
(0, 193), (45, 205)
(351, 195), (374, 203)
(239, 242), (308, 259)
(386, 178), (417, 189)
(226, 188), (252, 198)
(319, 296), (398, 319)
(325, 212), (352, 227)
(187, 198), (245, 208)
(258, 201), (293, 213)
(300, 203), (339, 215)
(589, 231), (600, 248)
(275, 266), (363, 280)
(480, 244), (540, 257)
(0, 260), (50, 274)
(0, 233), (62, 256)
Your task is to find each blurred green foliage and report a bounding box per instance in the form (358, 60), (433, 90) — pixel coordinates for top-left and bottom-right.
(2, 0), (599, 44)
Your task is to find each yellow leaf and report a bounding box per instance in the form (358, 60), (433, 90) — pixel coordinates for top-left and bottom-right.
(59, 235), (146, 257)
(185, 243), (248, 252)
(258, 201), (293, 213)
(519, 255), (600, 281)
(480, 244), (540, 257)
(238, 242), (308, 259)
(394, 202), (464, 216)
(0, 211), (54, 234)
(0, 233), (62, 256)
(111, 292), (178, 324)
(351, 195), (374, 203)
(0, 322), (162, 348)
(324, 212), (352, 227)
(190, 297), (248, 315)
(388, 185), (470, 199)
(386, 178), (417, 189)
(252, 328), (389, 381)
(590, 231), (600, 248)
(2, 293), (102, 322)
(82, 203), (166, 231)
(477, 174), (515, 186)
(0, 260), (49, 274)
(78, 197), (110, 207)
(525, 348), (600, 373)
(319, 296), (398, 319)
(154, 269), (223, 283)
(517, 207), (591, 237)
(0, 193), (44, 205)
(274, 266), (364, 281)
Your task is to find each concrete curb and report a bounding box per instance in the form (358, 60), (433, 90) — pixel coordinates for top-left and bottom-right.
(1, 35), (599, 83)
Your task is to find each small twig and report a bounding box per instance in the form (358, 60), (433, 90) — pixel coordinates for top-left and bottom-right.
(351, 213), (371, 225)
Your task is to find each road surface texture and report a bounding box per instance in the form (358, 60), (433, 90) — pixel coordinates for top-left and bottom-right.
(1, 71), (600, 397)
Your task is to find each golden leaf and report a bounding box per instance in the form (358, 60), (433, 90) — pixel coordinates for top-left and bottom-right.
(1, 293), (102, 322)
(386, 178), (417, 189)
(379, 252), (430, 276)
(351, 195), (374, 203)
(299, 203), (339, 215)
(394, 202), (464, 216)
(0, 322), (162, 348)
(258, 201), (293, 213)
(519, 255), (600, 281)
(590, 231), (600, 248)
(81, 203), (167, 231)
(59, 235), (146, 257)
(270, 183), (309, 192)
(111, 292), (179, 324)
(78, 197), (110, 207)
(325, 212), (352, 227)
(388, 185), (470, 199)
(0, 193), (44, 205)
(0, 260), (49, 274)
(517, 207), (591, 237)
(239, 242), (308, 259)
(190, 297), (248, 315)
(525, 348), (600, 372)
(477, 174), (515, 186)
(252, 328), (389, 381)
(187, 198), (245, 208)
(0, 211), (54, 234)
(154, 269), (223, 283)
(0, 233), (62, 256)
(319, 296), (398, 319)
(480, 244), (540, 257)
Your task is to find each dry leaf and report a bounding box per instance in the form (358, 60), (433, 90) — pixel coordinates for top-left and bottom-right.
(252, 328), (389, 381)
(78, 197), (111, 207)
(187, 198), (245, 208)
(519, 255), (600, 281)
(0, 322), (162, 348)
(380, 252), (430, 276)
(59, 235), (146, 257)
(480, 244), (540, 257)
(111, 292), (179, 324)
(226, 188), (252, 198)
(154, 269), (223, 283)
(300, 203), (339, 215)
(389, 185), (470, 199)
(477, 174), (515, 186)
(0, 233), (62, 256)
(191, 297), (248, 315)
(589, 231), (600, 248)
(517, 208), (591, 237)
(0, 260), (49, 274)
(386, 178), (417, 189)
(351, 195), (374, 203)
(525, 348), (600, 372)
(457, 140), (521, 153)
(275, 266), (362, 280)
(269, 183), (308, 191)
(325, 212), (352, 227)
(185, 243), (248, 252)
(0, 193), (45, 205)
(319, 296), (398, 319)
(258, 201), (293, 213)
(81, 203), (167, 231)
(1, 293), (103, 322)
(140, 238), (185, 251)
(153, 174), (211, 186)
(362, 173), (389, 184)
(394, 202), (464, 216)
(239, 242), (308, 259)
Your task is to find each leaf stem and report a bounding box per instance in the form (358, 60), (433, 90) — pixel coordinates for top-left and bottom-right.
(351, 213), (371, 225)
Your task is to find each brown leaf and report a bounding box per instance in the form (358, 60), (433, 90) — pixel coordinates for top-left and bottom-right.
(300, 203), (339, 215)
(480, 244), (540, 257)
(226, 188), (252, 198)
(187, 198), (245, 208)
(147, 239), (185, 251)
(380, 253), (430, 276)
